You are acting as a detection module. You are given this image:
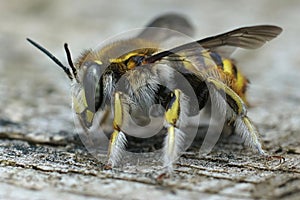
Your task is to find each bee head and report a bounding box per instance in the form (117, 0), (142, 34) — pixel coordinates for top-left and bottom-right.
(73, 60), (104, 128)
(27, 38), (102, 128)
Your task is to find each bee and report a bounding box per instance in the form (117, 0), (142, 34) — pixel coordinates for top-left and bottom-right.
(27, 14), (282, 170)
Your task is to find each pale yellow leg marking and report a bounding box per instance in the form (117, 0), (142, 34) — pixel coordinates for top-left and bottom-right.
(242, 116), (265, 155)
(107, 92), (126, 164)
(108, 130), (119, 157)
(113, 92), (123, 130)
(164, 89), (182, 168)
(243, 117), (255, 133)
(165, 89), (181, 125)
(167, 126), (175, 154)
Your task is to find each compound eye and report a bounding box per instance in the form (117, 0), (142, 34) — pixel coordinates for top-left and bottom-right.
(127, 55), (145, 69)
(82, 64), (101, 112)
(131, 55), (145, 65)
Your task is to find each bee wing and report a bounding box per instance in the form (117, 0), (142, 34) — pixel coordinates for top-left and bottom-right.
(138, 13), (195, 41)
(198, 25), (283, 57)
(145, 25), (282, 64)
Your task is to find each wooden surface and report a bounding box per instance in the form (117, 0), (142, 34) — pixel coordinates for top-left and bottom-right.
(1, 1), (300, 199)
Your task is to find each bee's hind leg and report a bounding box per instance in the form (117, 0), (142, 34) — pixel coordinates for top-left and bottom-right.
(163, 89), (188, 171)
(207, 77), (266, 155)
(106, 92), (129, 168)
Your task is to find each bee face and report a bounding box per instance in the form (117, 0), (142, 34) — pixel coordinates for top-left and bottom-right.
(27, 14), (282, 170)
(72, 61), (103, 127)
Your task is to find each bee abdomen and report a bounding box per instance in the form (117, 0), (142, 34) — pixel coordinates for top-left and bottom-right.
(222, 59), (249, 104)
(209, 52), (249, 104)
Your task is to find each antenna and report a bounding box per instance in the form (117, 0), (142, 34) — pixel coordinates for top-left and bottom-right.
(26, 38), (74, 80)
(64, 43), (77, 79)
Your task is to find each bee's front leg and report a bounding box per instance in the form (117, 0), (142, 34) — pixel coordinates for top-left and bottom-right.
(163, 89), (188, 171)
(107, 92), (128, 168)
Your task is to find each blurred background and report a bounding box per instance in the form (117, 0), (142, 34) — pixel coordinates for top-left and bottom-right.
(0, 0), (300, 133)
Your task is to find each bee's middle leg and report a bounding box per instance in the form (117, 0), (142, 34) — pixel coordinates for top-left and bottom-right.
(163, 89), (188, 171)
(107, 92), (128, 168)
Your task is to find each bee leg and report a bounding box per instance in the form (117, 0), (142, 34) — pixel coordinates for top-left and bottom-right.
(207, 77), (266, 155)
(163, 89), (187, 171)
(107, 92), (128, 168)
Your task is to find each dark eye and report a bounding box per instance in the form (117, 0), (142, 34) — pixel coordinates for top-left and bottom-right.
(83, 64), (101, 112)
(131, 55), (145, 66)
(126, 55), (145, 69)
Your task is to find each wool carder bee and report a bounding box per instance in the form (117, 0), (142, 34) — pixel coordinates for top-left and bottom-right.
(27, 14), (282, 170)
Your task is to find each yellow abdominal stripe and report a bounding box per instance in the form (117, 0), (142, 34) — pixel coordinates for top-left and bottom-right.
(222, 59), (233, 73)
(222, 58), (249, 103)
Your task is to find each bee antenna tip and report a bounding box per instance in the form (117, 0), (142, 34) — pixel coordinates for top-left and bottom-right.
(64, 43), (77, 79)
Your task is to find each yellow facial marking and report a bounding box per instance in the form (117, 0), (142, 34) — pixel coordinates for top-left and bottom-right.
(85, 109), (95, 124)
(73, 89), (88, 114)
(94, 60), (103, 65)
